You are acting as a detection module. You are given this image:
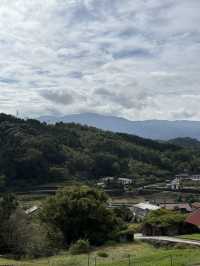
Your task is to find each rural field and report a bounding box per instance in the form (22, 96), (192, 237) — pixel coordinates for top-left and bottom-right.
(1, 241), (200, 266)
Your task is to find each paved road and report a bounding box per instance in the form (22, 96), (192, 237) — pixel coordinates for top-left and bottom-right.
(135, 234), (200, 246)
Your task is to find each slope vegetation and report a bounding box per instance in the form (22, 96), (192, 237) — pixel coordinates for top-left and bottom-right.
(0, 113), (199, 190)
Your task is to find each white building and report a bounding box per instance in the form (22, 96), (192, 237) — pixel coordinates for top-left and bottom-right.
(191, 175), (200, 181)
(132, 202), (160, 220)
(118, 178), (133, 185)
(170, 178), (181, 190)
(175, 173), (189, 180)
(101, 177), (133, 185)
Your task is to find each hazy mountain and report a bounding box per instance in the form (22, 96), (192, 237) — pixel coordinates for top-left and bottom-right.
(39, 113), (200, 140)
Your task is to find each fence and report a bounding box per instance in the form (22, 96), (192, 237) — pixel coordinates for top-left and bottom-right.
(0, 254), (199, 266)
(81, 255), (177, 266)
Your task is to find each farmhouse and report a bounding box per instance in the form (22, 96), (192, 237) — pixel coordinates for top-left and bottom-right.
(132, 202), (160, 220)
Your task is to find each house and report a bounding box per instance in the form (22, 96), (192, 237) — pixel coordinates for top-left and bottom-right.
(160, 203), (192, 213)
(191, 175), (200, 181)
(186, 209), (200, 228)
(170, 178), (181, 190)
(118, 178), (133, 185)
(175, 173), (189, 180)
(174, 173), (200, 182)
(101, 177), (133, 185)
(132, 202), (160, 221)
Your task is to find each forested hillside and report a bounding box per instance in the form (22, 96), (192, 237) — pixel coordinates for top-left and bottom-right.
(168, 137), (200, 150)
(0, 113), (200, 191)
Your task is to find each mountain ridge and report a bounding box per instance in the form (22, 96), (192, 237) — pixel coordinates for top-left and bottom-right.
(38, 113), (200, 140)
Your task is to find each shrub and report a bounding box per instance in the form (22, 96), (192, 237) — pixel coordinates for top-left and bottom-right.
(128, 223), (142, 233)
(116, 228), (135, 242)
(97, 251), (109, 258)
(69, 239), (90, 255)
(104, 240), (117, 246)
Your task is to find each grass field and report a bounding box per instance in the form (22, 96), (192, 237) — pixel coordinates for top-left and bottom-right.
(1, 241), (200, 266)
(180, 233), (200, 241)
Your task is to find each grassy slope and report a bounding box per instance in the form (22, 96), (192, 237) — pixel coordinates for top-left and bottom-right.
(1, 242), (200, 266)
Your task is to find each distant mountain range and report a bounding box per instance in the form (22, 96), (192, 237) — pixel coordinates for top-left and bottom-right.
(38, 113), (200, 140)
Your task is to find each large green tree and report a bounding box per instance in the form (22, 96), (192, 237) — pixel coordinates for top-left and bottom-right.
(40, 186), (124, 245)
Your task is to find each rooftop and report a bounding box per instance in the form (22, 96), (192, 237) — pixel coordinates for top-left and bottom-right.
(186, 209), (200, 226)
(160, 203), (192, 212)
(134, 202), (160, 211)
(25, 205), (39, 215)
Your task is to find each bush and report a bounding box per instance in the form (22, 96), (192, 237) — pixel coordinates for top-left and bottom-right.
(104, 240), (117, 246)
(97, 251), (109, 258)
(128, 223), (142, 233)
(69, 239), (90, 255)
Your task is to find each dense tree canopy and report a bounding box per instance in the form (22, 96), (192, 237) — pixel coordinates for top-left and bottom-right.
(142, 208), (191, 236)
(0, 113), (199, 190)
(40, 186), (124, 245)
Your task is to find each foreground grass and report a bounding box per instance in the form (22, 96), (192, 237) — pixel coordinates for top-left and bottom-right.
(0, 241), (200, 266)
(179, 233), (200, 241)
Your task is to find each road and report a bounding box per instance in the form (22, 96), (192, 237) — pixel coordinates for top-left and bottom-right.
(135, 234), (200, 246)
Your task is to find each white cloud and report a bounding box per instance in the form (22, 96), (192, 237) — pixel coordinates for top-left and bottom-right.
(0, 0), (199, 120)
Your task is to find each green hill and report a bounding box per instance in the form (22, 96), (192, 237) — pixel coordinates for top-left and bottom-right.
(0, 113), (199, 191)
(168, 137), (200, 150)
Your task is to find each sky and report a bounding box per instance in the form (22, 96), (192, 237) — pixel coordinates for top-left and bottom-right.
(0, 0), (200, 121)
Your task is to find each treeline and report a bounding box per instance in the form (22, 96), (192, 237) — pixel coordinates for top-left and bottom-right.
(0, 113), (200, 190)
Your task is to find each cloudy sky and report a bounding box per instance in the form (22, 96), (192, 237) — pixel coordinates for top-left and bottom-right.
(0, 0), (200, 120)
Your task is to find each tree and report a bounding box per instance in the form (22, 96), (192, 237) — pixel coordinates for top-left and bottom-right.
(2, 208), (59, 258)
(40, 186), (124, 246)
(113, 206), (133, 223)
(0, 193), (18, 252)
(142, 208), (187, 236)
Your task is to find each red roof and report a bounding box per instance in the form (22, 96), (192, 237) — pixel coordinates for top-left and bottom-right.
(186, 209), (200, 226)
